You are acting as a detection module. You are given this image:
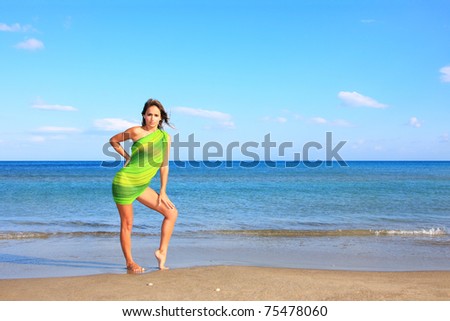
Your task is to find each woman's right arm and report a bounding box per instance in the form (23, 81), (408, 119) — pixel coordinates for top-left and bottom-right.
(109, 129), (133, 165)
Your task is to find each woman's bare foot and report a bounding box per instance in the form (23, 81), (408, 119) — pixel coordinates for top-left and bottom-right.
(154, 249), (169, 270)
(126, 262), (145, 273)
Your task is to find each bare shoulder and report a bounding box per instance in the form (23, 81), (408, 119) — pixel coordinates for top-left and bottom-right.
(125, 126), (142, 134)
(110, 126), (138, 142)
(125, 126), (143, 140)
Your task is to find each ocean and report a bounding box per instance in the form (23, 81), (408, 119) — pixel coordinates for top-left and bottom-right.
(1, 161), (449, 278)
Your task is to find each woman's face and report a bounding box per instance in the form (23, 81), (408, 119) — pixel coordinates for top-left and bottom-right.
(143, 105), (161, 129)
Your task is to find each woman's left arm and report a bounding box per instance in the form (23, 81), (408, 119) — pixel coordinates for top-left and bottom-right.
(158, 134), (175, 209)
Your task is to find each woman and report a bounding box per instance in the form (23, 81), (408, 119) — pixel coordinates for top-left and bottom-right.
(110, 98), (178, 272)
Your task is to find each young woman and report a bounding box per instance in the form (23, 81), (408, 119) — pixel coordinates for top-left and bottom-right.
(110, 98), (178, 272)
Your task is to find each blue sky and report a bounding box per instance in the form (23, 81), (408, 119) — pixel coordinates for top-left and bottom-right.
(1, 0), (449, 161)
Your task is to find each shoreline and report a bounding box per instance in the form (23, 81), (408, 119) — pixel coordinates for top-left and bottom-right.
(1, 265), (449, 301)
(2, 234), (450, 281)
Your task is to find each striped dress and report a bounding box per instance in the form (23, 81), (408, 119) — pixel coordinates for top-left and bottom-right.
(112, 129), (168, 205)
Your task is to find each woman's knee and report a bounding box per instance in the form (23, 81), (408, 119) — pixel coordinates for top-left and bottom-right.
(120, 218), (133, 232)
(165, 207), (178, 221)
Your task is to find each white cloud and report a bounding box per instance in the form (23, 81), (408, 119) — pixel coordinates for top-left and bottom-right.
(351, 139), (365, 149)
(32, 101), (78, 111)
(262, 116), (288, 123)
(338, 91), (388, 109)
(311, 117), (327, 124)
(174, 106), (235, 128)
(36, 126), (81, 133)
(0, 23), (33, 32)
(360, 19), (376, 24)
(409, 117), (422, 128)
(374, 145), (384, 151)
(15, 38), (44, 51)
(29, 135), (46, 143)
(94, 118), (138, 131)
(311, 117), (352, 127)
(28, 134), (70, 143)
(439, 65), (450, 83)
(332, 119), (352, 127)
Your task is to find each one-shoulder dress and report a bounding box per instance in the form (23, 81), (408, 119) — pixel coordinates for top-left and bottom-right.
(112, 129), (168, 205)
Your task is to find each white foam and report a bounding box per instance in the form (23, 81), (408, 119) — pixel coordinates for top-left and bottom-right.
(374, 227), (447, 236)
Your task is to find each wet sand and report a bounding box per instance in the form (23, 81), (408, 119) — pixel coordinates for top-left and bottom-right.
(1, 266), (449, 301)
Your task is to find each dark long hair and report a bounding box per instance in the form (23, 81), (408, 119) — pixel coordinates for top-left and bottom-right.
(141, 98), (171, 129)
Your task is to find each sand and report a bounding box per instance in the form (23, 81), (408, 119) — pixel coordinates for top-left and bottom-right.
(0, 266), (449, 301)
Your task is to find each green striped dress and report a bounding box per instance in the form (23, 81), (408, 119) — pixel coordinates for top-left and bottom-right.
(112, 129), (168, 205)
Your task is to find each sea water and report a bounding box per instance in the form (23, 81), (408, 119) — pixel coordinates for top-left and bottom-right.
(0, 161), (449, 278)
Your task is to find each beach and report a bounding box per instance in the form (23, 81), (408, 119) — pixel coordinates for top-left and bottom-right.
(1, 161), (449, 302)
(1, 265), (449, 301)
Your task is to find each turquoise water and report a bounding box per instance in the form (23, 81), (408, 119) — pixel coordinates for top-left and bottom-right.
(1, 161), (449, 278)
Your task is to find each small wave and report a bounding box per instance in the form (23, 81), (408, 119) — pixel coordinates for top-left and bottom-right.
(374, 228), (447, 236)
(11, 221), (116, 228)
(0, 230), (164, 240)
(0, 231), (119, 240)
(2, 228), (447, 240)
(0, 232), (52, 240)
(210, 228), (448, 238)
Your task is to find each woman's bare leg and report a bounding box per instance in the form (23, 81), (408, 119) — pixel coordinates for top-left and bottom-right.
(137, 188), (178, 270)
(116, 203), (144, 273)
